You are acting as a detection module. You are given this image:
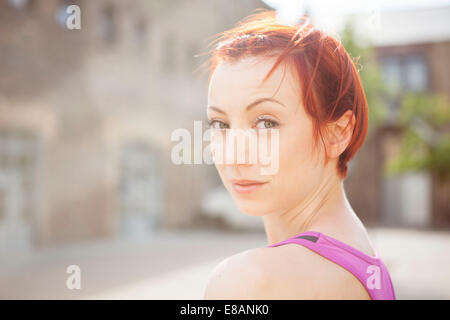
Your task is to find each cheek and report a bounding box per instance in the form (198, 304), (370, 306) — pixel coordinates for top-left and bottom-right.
(271, 121), (322, 199)
(280, 121), (316, 173)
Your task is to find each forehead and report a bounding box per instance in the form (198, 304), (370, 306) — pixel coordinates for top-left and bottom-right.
(208, 55), (300, 108)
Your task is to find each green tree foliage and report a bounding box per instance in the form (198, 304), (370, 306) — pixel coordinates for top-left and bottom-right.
(386, 93), (450, 182)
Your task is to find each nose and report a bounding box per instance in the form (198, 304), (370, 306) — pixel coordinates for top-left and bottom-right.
(225, 128), (258, 166)
(211, 128), (258, 166)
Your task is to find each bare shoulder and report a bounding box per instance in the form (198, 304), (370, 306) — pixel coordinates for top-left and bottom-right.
(204, 247), (270, 299)
(204, 243), (371, 300)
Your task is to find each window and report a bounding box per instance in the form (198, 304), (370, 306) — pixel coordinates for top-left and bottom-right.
(8, 0), (29, 9)
(381, 54), (428, 93)
(381, 54), (429, 115)
(134, 18), (149, 50)
(405, 56), (428, 92)
(98, 4), (116, 44)
(382, 56), (402, 92)
(119, 142), (162, 235)
(0, 130), (37, 228)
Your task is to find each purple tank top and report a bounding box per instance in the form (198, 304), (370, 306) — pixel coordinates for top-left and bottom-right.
(267, 230), (396, 300)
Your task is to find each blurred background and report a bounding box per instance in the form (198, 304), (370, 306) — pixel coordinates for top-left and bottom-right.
(0, 0), (449, 299)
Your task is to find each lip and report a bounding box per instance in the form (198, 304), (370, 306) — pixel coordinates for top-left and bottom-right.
(230, 179), (268, 194)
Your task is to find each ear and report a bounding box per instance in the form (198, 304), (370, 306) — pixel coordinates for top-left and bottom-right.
(324, 110), (356, 159)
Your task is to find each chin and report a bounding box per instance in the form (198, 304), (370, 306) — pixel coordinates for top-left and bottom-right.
(233, 198), (271, 217)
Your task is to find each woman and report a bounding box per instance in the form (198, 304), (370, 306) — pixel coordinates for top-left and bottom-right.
(203, 10), (395, 300)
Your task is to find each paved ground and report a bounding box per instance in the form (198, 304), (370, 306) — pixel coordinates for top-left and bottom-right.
(0, 227), (449, 299)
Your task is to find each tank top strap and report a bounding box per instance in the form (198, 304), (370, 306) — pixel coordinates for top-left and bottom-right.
(267, 231), (396, 300)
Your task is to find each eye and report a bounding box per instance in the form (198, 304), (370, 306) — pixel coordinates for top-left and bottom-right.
(255, 117), (279, 129)
(208, 119), (229, 129)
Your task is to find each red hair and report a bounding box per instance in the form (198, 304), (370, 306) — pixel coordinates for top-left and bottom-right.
(203, 9), (368, 179)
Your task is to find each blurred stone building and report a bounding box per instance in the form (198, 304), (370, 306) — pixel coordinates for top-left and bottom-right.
(0, 0), (269, 251)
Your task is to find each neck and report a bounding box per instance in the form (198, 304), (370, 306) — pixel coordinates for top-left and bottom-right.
(263, 170), (354, 245)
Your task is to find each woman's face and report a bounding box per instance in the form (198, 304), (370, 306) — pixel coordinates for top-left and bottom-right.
(207, 55), (329, 216)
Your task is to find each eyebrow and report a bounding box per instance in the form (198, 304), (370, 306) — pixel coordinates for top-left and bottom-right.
(207, 97), (286, 114)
